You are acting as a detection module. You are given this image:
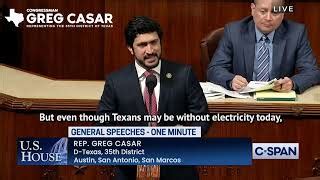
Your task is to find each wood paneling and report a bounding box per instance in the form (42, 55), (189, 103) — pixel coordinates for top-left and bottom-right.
(3, 1), (320, 80)
(5, 0), (106, 80)
(1, 1), (320, 179)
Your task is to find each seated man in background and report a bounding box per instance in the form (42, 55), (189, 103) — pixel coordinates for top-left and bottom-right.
(207, 0), (320, 93)
(98, 16), (210, 180)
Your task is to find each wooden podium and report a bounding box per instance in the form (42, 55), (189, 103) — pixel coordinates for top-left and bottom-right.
(1, 64), (320, 180)
(136, 165), (160, 179)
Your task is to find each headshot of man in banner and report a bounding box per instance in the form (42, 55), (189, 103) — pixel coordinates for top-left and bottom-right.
(207, 0), (320, 93)
(97, 16), (210, 180)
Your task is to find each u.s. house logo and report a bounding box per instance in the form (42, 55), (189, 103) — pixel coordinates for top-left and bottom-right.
(5, 8), (113, 28)
(17, 138), (68, 165)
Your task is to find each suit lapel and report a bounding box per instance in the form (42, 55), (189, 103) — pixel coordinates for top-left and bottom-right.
(271, 23), (287, 79)
(158, 60), (172, 114)
(128, 63), (148, 115)
(242, 20), (256, 81)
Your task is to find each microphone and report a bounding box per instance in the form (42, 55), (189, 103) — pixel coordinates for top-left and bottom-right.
(145, 74), (157, 118)
(145, 74), (157, 95)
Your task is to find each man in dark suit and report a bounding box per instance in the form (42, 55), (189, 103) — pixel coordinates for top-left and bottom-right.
(207, 0), (320, 93)
(98, 16), (209, 180)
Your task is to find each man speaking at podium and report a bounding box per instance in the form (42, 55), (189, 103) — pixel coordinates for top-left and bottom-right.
(207, 0), (320, 93)
(98, 16), (209, 180)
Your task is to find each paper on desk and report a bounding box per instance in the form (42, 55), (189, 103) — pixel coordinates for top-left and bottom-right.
(239, 78), (277, 94)
(200, 82), (251, 99)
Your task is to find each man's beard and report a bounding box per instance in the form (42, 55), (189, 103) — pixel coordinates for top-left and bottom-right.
(136, 53), (161, 70)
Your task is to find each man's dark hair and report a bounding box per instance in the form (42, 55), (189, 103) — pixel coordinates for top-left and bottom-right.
(124, 16), (163, 48)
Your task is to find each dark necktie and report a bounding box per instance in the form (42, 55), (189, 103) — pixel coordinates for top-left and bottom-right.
(143, 70), (158, 119)
(256, 36), (270, 81)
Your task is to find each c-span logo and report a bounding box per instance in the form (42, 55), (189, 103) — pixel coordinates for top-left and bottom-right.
(252, 143), (299, 159)
(5, 9), (24, 27)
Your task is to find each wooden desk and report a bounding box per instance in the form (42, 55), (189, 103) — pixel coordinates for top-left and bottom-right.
(1, 64), (319, 180)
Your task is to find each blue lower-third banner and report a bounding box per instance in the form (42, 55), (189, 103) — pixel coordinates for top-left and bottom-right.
(17, 138), (252, 165)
